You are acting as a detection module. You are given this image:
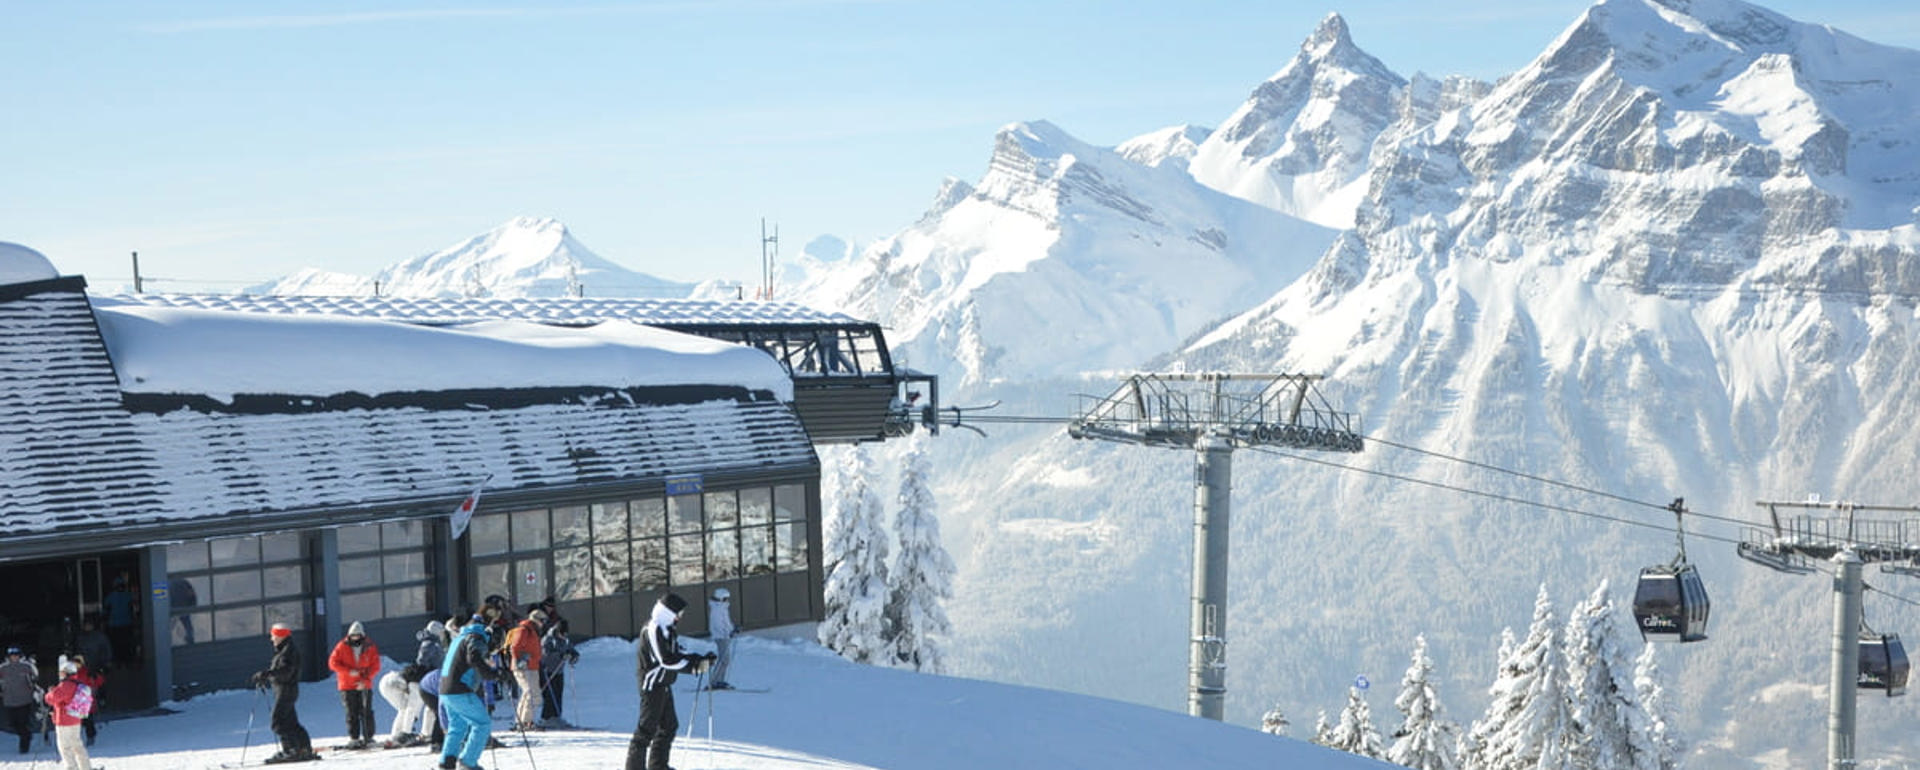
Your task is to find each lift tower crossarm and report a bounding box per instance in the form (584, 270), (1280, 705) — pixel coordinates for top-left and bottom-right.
(1066, 372), (1363, 722)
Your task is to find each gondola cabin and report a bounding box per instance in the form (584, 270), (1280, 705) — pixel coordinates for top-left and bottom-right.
(1858, 634), (1909, 697)
(1632, 564), (1710, 643)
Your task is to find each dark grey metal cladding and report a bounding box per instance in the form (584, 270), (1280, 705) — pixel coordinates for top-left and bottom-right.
(791, 380), (900, 443)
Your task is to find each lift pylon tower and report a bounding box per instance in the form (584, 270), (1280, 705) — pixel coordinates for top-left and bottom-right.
(1738, 500), (1920, 770)
(1068, 373), (1362, 721)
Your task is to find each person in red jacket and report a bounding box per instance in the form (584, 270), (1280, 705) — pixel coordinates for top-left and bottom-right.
(66, 655), (104, 747)
(503, 611), (545, 731)
(43, 657), (94, 770)
(327, 622), (380, 749)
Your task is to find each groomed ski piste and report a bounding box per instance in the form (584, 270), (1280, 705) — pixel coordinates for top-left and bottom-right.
(0, 634), (1391, 769)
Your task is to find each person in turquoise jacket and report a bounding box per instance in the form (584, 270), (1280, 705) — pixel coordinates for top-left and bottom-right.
(436, 612), (503, 770)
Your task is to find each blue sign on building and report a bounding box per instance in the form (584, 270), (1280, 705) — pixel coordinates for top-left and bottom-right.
(665, 473), (704, 496)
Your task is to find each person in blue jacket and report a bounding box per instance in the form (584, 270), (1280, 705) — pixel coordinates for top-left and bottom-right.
(436, 610), (503, 770)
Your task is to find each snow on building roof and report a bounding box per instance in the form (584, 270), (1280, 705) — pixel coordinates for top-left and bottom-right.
(0, 242), (59, 285)
(90, 300), (794, 403)
(1, 282), (817, 547)
(102, 292), (868, 328)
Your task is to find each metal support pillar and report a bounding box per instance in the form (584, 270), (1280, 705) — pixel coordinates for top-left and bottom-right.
(1188, 433), (1232, 720)
(1830, 550), (1862, 770)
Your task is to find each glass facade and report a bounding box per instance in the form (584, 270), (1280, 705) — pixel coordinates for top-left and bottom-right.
(337, 520), (434, 625)
(167, 533), (309, 646)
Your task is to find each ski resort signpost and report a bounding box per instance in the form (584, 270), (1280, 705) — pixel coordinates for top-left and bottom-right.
(1068, 373), (1362, 721)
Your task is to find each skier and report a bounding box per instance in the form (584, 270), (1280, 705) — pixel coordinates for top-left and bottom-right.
(0, 647), (39, 754)
(66, 655), (104, 747)
(376, 663), (432, 748)
(706, 587), (736, 690)
(504, 609), (544, 731)
(101, 576), (137, 667)
(625, 593), (715, 770)
(248, 623), (316, 763)
(415, 619), (448, 671)
(418, 666), (446, 748)
(42, 657), (93, 770)
(437, 610), (504, 770)
(327, 621), (380, 749)
(537, 619), (579, 728)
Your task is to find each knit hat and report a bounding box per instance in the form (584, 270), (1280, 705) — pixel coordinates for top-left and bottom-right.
(270, 623), (293, 639)
(660, 592), (689, 614)
(529, 610), (549, 625)
(425, 619), (445, 636)
(58, 658), (78, 676)
(347, 621), (366, 637)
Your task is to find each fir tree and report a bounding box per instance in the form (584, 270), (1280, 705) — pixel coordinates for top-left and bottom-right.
(1312, 710), (1335, 748)
(1464, 584), (1574, 770)
(1564, 579), (1658, 770)
(1634, 643), (1686, 769)
(1324, 685), (1387, 759)
(883, 434), (956, 672)
(817, 446), (891, 663)
(1261, 704), (1290, 736)
(1389, 635), (1461, 770)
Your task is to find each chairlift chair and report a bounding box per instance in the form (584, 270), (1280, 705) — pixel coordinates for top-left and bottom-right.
(1632, 563), (1711, 643)
(1858, 634), (1910, 697)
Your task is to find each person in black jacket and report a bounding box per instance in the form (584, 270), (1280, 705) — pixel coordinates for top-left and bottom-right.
(437, 612), (504, 770)
(625, 593), (714, 770)
(249, 624), (315, 763)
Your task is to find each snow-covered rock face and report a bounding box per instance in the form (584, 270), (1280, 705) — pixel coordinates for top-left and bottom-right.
(254, 217), (696, 299)
(0, 242), (58, 286)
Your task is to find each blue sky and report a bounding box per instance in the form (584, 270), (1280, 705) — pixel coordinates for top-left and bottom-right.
(5, 0), (1917, 293)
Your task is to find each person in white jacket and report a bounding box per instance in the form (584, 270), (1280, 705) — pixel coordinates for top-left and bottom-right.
(376, 663), (435, 748)
(706, 588), (736, 690)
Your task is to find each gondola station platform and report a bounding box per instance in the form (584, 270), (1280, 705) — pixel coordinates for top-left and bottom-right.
(0, 243), (917, 710)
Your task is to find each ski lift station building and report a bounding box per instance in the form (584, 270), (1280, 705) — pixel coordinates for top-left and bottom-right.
(0, 244), (918, 711)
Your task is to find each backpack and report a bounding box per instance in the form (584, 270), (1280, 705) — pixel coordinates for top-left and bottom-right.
(65, 683), (93, 719)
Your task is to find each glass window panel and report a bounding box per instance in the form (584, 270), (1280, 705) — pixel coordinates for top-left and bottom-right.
(341, 591), (384, 623)
(262, 566), (305, 598)
(213, 606), (263, 641)
(511, 509), (550, 552)
(261, 532), (302, 562)
(471, 514), (511, 556)
(212, 571), (263, 604)
(265, 601), (306, 632)
(340, 556), (383, 591)
(167, 542), (209, 573)
(741, 525), (773, 576)
(631, 498), (665, 538)
(476, 561), (513, 608)
(777, 521), (809, 572)
(592, 502), (629, 544)
(633, 539), (667, 591)
(668, 495), (702, 535)
(740, 488), (772, 526)
(384, 552), (427, 584)
(382, 520), (425, 549)
(173, 576), (209, 612)
(552, 506), (590, 548)
(209, 537), (261, 567)
(172, 612), (211, 647)
(705, 529), (739, 581)
(773, 484), (806, 523)
(592, 543), (630, 596)
(337, 523), (382, 555)
(669, 534), (703, 585)
(554, 547), (592, 602)
(705, 491), (739, 528)
(515, 557), (548, 606)
(385, 586), (428, 618)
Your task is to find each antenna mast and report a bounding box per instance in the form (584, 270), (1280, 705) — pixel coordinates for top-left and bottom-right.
(760, 218), (779, 300)
(1069, 373), (1363, 720)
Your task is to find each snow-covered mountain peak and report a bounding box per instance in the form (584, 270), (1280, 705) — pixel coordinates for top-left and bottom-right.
(1116, 124), (1212, 170)
(1302, 12), (1358, 61)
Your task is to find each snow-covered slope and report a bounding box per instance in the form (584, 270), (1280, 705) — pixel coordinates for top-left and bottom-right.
(252, 217), (695, 299)
(792, 2), (1920, 768)
(793, 120), (1338, 388)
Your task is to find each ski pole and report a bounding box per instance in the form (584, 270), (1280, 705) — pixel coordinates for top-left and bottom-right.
(685, 669), (705, 740)
(705, 663), (716, 769)
(238, 685), (264, 767)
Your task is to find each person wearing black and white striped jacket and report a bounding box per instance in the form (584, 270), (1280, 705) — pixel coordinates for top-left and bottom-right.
(624, 593), (714, 770)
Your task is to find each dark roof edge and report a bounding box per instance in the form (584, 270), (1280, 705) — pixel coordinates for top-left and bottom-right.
(0, 275), (88, 302)
(122, 384), (787, 416)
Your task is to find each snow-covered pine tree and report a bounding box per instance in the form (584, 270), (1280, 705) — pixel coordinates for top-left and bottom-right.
(1455, 627), (1515, 765)
(1312, 710), (1334, 747)
(1564, 579), (1658, 770)
(817, 446), (891, 663)
(1261, 704), (1290, 736)
(883, 434), (956, 672)
(1633, 643), (1686, 769)
(1462, 584), (1574, 770)
(1323, 685), (1387, 759)
(1388, 634), (1460, 770)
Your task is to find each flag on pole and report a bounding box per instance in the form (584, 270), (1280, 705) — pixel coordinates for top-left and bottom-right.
(450, 475), (493, 540)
